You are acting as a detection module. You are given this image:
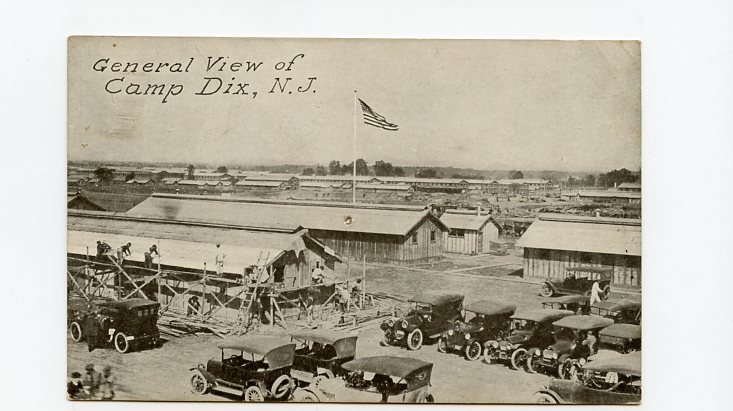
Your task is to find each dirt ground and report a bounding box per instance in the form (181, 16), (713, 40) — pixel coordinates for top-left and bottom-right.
(68, 258), (639, 403)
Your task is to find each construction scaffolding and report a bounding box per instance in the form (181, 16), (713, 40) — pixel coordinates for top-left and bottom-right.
(67, 245), (396, 340)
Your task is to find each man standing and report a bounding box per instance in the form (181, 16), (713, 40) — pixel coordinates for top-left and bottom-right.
(67, 372), (85, 399)
(311, 262), (325, 285)
(100, 365), (116, 400)
(215, 244), (225, 276)
(590, 280), (603, 305)
(83, 364), (102, 399)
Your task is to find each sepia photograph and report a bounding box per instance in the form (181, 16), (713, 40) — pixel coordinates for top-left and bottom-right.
(66, 36), (642, 404)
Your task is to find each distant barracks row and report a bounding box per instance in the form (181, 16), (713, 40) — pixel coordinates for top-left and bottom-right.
(67, 166), (554, 195)
(68, 193), (641, 287)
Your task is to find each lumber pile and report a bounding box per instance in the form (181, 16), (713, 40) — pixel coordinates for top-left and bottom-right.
(157, 311), (231, 339)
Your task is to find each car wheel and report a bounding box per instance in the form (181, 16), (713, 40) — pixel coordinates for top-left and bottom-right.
(465, 340), (482, 361)
(271, 375), (293, 399)
(510, 348), (528, 370)
(69, 321), (83, 342)
(406, 329), (423, 350)
(557, 362), (568, 379)
(534, 392), (558, 404)
(483, 345), (495, 364)
(292, 388), (320, 402)
(190, 371), (209, 395)
(437, 337), (448, 353)
(381, 335), (394, 347)
(243, 385), (264, 402)
(540, 283), (554, 298)
(526, 352), (540, 374)
(114, 332), (131, 353)
(602, 285), (611, 300)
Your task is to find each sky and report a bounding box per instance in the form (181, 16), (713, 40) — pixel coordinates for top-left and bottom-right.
(68, 38), (640, 171)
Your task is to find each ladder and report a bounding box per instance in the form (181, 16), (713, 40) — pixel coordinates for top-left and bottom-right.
(236, 252), (270, 334)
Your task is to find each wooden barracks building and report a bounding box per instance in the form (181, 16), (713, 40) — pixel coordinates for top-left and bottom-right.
(126, 194), (449, 264)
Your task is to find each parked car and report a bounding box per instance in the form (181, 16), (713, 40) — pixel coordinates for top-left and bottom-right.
(380, 292), (464, 350)
(527, 315), (614, 379)
(588, 324), (641, 362)
(483, 309), (574, 369)
(294, 356), (434, 403)
(190, 337), (296, 402)
(289, 330), (357, 387)
(534, 351), (641, 404)
(539, 266), (612, 299)
(68, 297), (160, 353)
(589, 299), (642, 325)
(541, 295), (591, 315)
(437, 300), (516, 361)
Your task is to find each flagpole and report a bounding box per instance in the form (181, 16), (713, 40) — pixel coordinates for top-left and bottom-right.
(353, 90), (357, 204)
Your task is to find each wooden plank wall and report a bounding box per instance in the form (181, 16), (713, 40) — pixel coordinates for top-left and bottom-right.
(443, 230), (479, 254)
(522, 247), (641, 287)
(400, 218), (444, 261)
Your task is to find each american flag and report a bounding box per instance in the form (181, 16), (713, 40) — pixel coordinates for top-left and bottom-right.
(358, 98), (399, 131)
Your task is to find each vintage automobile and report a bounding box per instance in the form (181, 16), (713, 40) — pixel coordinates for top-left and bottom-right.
(534, 351), (641, 404)
(541, 295), (591, 315)
(293, 356), (435, 403)
(588, 324), (641, 361)
(289, 330), (357, 387)
(589, 299), (642, 325)
(483, 309), (574, 369)
(381, 292), (464, 350)
(539, 266), (612, 299)
(527, 315), (614, 378)
(68, 297), (161, 353)
(190, 337), (296, 402)
(437, 300), (516, 361)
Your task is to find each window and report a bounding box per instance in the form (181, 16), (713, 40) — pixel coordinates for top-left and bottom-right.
(430, 230), (436, 243)
(449, 229), (465, 238)
(411, 233), (418, 244)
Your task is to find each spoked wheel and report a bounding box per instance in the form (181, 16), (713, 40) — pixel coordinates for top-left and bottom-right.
(526, 353), (541, 374)
(271, 375), (293, 399)
(510, 348), (528, 370)
(483, 346), (496, 364)
(381, 335), (394, 347)
(244, 385), (264, 402)
(406, 329), (423, 351)
(568, 364), (582, 382)
(114, 332), (131, 353)
(534, 392), (558, 404)
(602, 285), (611, 300)
(464, 340), (483, 361)
(292, 388), (320, 402)
(190, 371), (209, 395)
(69, 321), (83, 342)
(437, 337), (448, 353)
(557, 361), (569, 379)
(540, 283), (554, 298)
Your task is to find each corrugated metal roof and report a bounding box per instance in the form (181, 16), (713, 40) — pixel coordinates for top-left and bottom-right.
(575, 190), (641, 199)
(356, 183), (412, 191)
(515, 217), (641, 256)
(440, 213), (492, 231)
(127, 194), (447, 236)
(235, 180), (283, 187)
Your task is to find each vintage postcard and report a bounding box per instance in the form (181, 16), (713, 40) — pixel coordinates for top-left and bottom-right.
(67, 36), (641, 404)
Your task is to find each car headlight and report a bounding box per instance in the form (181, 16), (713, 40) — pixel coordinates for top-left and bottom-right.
(504, 343), (512, 350)
(401, 320), (409, 329)
(534, 349), (541, 356)
(552, 352), (558, 359)
(387, 319), (394, 327)
(579, 358), (586, 365)
(448, 330), (454, 336)
(465, 334), (471, 340)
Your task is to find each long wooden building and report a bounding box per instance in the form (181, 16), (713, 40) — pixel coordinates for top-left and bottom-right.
(515, 214), (641, 287)
(126, 194), (449, 263)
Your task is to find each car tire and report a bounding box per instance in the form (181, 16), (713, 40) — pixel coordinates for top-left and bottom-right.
(406, 329), (423, 351)
(526, 352), (540, 374)
(540, 283), (554, 298)
(381, 335), (394, 347)
(292, 388), (320, 402)
(602, 285), (611, 300)
(437, 337), (448, 353)
(568, 363), (582, 382)
(510, 348), (528, 370)
(483, 345), (495, 364)
(69, 321), (83, 342)
(534, 392), (559, 404)
(190, 370), (209, 395)
(464, 340), (482, 361)
(114, 332), (131, 353)
(243, 385), (264, 402)
(271, 375), (293, 399)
